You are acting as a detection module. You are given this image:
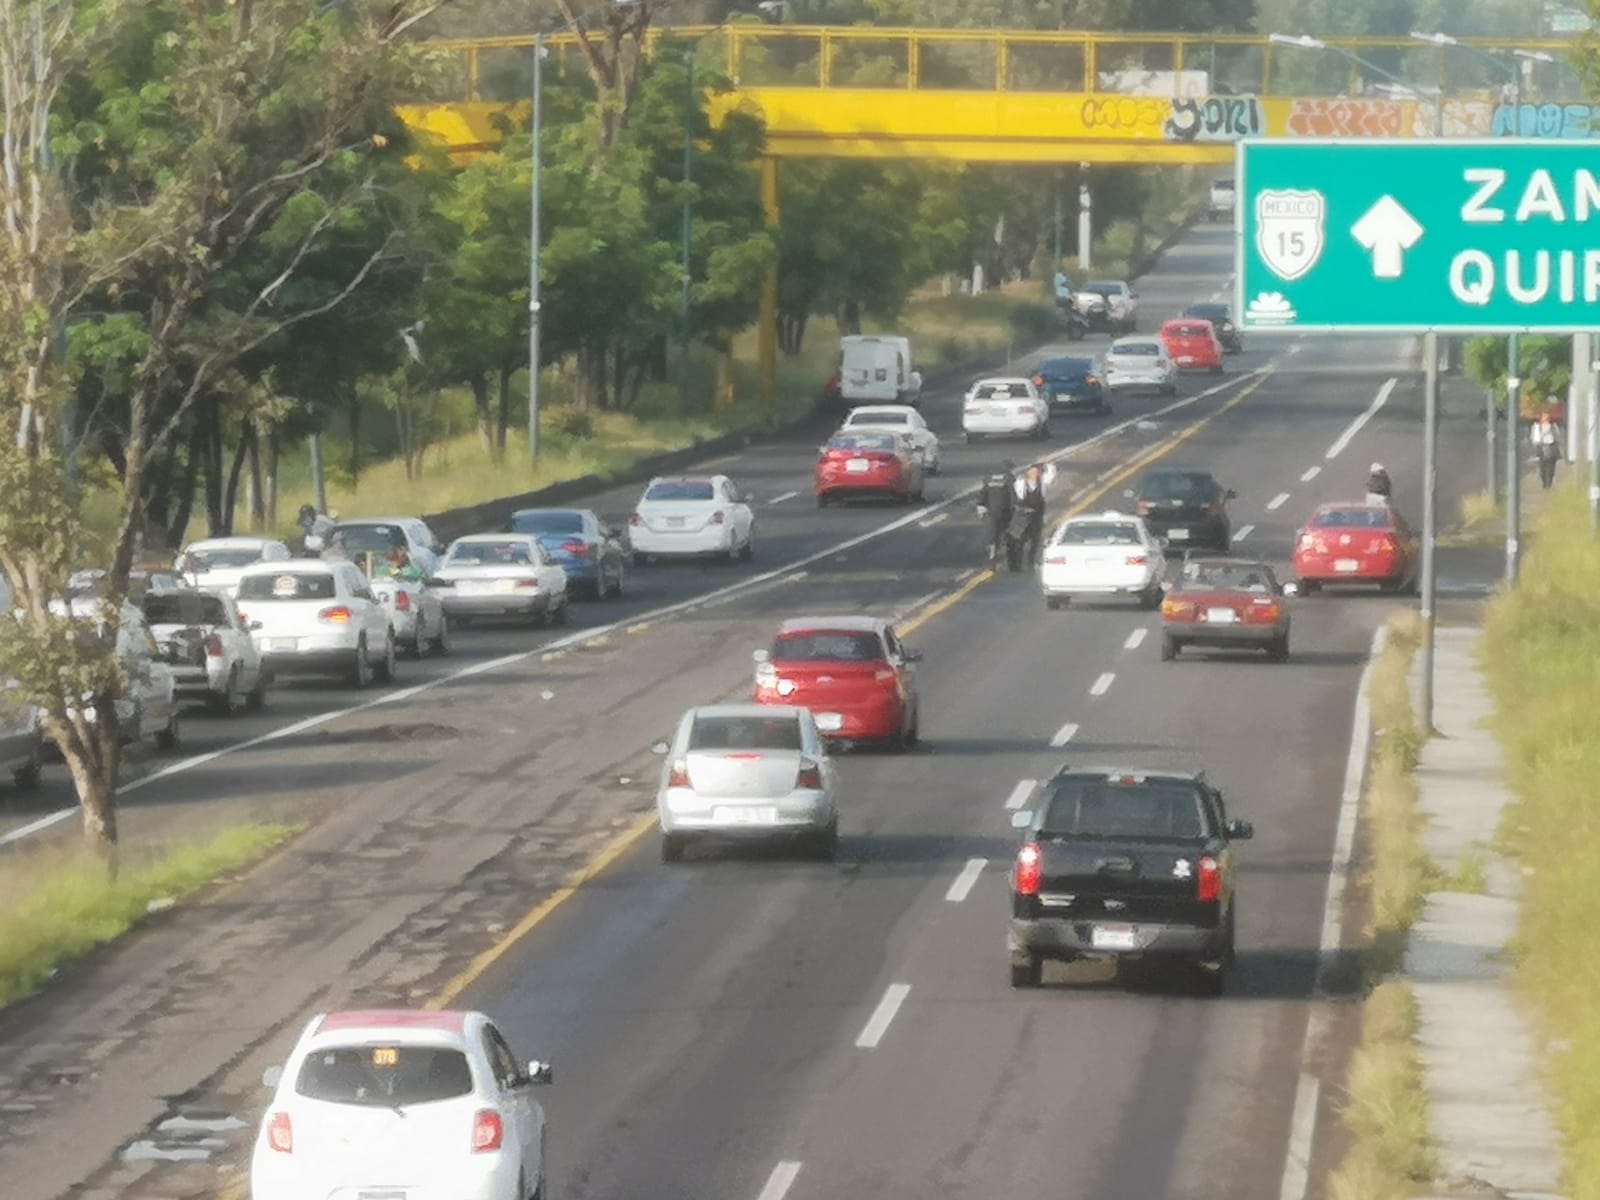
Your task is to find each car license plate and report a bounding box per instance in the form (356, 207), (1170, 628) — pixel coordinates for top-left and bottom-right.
(495, 578), (520, 593)
(457, 579), (490, 594)
(1335, 558), (1361, 572)
(1092, 924), (1138, 951)
(667, 516), (686, 528)
(1206, 607), (1237, 623)
(1178, 355), (1195, 364)
(1084, 557), (1105, 567)
(266, 638), (299, 651)
(716, 806), (777, 825)
(846, 458), (870, 473)
(1167, 528), (1189, 541)
(814, 712), (844, 732)
(357, 1192), (407, 1200)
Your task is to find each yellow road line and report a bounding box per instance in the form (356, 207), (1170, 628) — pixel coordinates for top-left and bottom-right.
(897, 568), (997, 636)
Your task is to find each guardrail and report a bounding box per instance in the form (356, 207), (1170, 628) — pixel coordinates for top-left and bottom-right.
(418, 26), (1573, 104)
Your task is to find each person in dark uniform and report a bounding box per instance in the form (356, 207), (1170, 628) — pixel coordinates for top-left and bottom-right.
(977, 460), (1018, 570)
(1009, 462), (1056, 569)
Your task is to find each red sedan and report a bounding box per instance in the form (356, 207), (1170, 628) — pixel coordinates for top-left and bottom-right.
(1291, 503), (1419, 593)
(751, 616), (921, 749)
(1159, 318), (1224, 373)
(815, 430), (925, 506)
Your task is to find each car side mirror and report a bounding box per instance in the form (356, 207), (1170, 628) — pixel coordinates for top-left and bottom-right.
(1225, 818), (1254, 840)
(1123, 488), (1136, 499)
(752, 648), (770, 664)
(525, 1060), (553, 1086)
(650, 741), (670, 755)
(249, 620), (263, 631)
(1225, 489), (1238, 500)
(1281, 582), (1299, 597)
(902, 648), (923, 663)
(1011, 810), (1033, 830)
(261, 1065), (283, 1090)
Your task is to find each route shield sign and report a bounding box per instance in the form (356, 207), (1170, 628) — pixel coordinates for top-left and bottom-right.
(1235, 138), (1600, 333)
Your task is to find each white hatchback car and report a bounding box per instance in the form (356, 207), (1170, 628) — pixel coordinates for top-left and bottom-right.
(839, 404), (941, 473)
(251, 1008), (553, 1200)
(654, 704), (840, 862)
(962, 377), (1050, 442)
(235, 559), (396, 688)
(174, 536), (292, 596)
(1102, 337), (1179, 396)
(1040, 511), (1168, 610)
(628, 475), (756, 564)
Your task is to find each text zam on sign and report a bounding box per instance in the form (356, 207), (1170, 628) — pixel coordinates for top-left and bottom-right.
(1454, 167), (1600, 305)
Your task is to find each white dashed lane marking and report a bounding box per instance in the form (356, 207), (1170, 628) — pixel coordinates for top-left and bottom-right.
(1234, 524), (1254, 542)
(1123, 628), (1147, 650)
(1301, 466), (1321, 483)
(767, 490), (799, 505)
(945, 858), (987, 902)
(1090, 673), (1115, 697)
(855, 983), (911, 1049)
(1050, 722), (1080, 747)
(756, 1162), (803, 1200)
(1267, 493), (1290, 511)
(1006, 779), (1038, 809)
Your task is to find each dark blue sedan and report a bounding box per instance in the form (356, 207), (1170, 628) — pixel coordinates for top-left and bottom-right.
(1031, 357), (1109, 415)
(505, 508), (627, 599)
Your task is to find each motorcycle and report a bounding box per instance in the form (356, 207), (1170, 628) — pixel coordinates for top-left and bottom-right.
(1056, 296), (1088, 340)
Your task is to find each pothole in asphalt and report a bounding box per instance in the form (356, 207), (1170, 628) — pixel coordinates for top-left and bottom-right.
(119, 1106), (249, 1164)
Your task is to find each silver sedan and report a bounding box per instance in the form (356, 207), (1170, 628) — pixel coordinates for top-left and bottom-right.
(652, 704), (840, 862)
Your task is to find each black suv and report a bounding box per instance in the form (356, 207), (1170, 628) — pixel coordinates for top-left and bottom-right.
(1126, 467), (1235, 551)
(1182, 302), (1243, 354)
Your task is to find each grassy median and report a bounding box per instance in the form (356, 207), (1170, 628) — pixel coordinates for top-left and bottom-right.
(1328, 611), (1438, 1200)
(1481, 482), (1600, 1198)
(0, 823), (302, 1010)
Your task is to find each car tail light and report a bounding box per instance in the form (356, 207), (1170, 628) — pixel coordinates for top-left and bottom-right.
(471, 1109), (503, 1153)
(562, 539), (590, 556)
(667, 759), (690, 788)
(1135, 500), (1152, 515)
(1207, 500), (1224, 515)
(1013, 843), (1043, 896)
(711, 510), (726, 524)
(237, 610), (250, 627)
(1197, 855), (1221, 903)
(204, 634), (224, 657)
(1244, 602), (1281, 623)
(873, 667), (896, 682)
(318, 606), (352, 624)
(1162, 599), (1196, 620)
(515, 579), (540, 589)
(1376, 535), (1398, 554)
(629, 512), (641, 526)
(1125, 555), (1147, 566)
(1085, 374), (1098, 385)
(393, 590), (411, 612)
(267, 1111), (293, 1154)
(796, 759), (823, 789)
(1299, 532), (1327, 554)
(1031, 375), (1044, 388)
(1043, 551), (1067, 564)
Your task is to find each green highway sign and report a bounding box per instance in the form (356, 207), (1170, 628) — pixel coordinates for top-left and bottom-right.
(1235, 139), (1600, 334)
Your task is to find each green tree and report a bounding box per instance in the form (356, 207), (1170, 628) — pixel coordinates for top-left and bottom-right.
(1465, 336), (1573, 418)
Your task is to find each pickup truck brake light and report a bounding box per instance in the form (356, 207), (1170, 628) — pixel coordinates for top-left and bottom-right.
(1013, 843), (1042, 896)
(1197, 855), (1221, 903)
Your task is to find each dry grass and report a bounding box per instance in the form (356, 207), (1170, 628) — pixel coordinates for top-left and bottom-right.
(0, 823), (301, 1010)
(1440, 488), (1504, 547)
(1325, 611), (1437, 1200)
(1481, 481), (1600, 1198)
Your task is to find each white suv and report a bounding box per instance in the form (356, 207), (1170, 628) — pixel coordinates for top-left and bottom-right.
(236, 559), (396, 688)
(1209, 178), (1236, 223)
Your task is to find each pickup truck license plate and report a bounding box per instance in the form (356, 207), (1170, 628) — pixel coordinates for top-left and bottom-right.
(814, 712), (844, 733)
(1335, 558), (1360, 572)
(1166, 528), (1189, 540)
(716, 806), (776, 825)
(846, 458), (870, 473)
(1092, 924), (1138, 951)
(1206, 607), (1237, 623)
(266, 638), (299, 651)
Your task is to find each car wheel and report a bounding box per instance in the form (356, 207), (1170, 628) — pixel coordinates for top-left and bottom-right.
(631, 550), (650, 567)
(1140, 586), (1163, 611)
(609, 566), (625, 599)
(551, 596), (569, 625)
(1211, 363), (1224, 374)
(817, 493), (829, 508)
(1010, 954), (1043, 988)
(1161, 384), (1177, 397)
(12, 743), (42, 791)
(739, 531), (755, 561)
(660, 832), (686, 863)
(807, 820), (839, 861)
(350, 640), (373, 689)
(155, 711), (182, 754)
(374, 633), (397, 685)
(433, 614), (452, 655)
(962, 431), (973, 443)
(245, 670), (268, 713)
(1160, 634), (1180, 662)
(211, 666), (245, 717)
(1267, 635), (1290, 663)
(1046, 595), (1066, 610)
(904, 707), (919, 749)
(1298, 578), (1321, 595)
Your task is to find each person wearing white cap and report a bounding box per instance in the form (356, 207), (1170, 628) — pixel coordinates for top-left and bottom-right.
(1365, 462), (1392, 507)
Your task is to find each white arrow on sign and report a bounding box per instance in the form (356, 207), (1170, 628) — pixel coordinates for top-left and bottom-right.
(1351, 195), (1425, 280)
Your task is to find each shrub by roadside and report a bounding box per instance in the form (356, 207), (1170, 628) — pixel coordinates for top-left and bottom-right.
(0, 824), (301, 1011)
(1481, 482), (1600, 1198)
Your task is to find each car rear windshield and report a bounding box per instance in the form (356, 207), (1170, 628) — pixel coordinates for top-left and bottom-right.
(1186, 306), (1227, 322)
(186, 546), (264, 570)
(1085, 282), (1120, 295)
(295, 1045), (474, 1108)
(850, 411), (907, 424)
(1139, 472), (1212, 501)
(1114, 343), (1160, 357)
(448, 541), (534, 565)
(1312, 507), (1393, 528)
(830, 433), (897, 452)
(237, 573), (336, 601)
(771, 631), (883, 662)
(1177, 562), (1276, 593)
(1038, 778), (1207, 840)
(688, 715), (804, 751)
(143, 593), (230, 626)
(336, 524), (407, 554)
(1166, 323), (1209, 338)
(645, 480), (715, 501)
(1039, 358), (1092, 378)
(509, 511), (583, 534)
(1055, 522), (1141, 546)
(973, 382), (1031, 399)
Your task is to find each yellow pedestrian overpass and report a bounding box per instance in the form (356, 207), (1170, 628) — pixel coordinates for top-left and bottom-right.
(398, 26), (1579, 164)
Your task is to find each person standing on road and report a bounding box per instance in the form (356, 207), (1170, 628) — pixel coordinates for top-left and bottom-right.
(1365, 462), (1392, 507)
(1531, 410), (1563, 490)
(977, 461), (1018, 570)
(1011, 461), (1058, 569)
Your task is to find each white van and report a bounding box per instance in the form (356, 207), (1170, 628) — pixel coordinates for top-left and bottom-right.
(1208, 179), (1236, 223)
(838, 335), (923, 408)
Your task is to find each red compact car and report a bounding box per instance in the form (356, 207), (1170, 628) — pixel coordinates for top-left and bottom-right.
(1159, 319), (1224, 373)
(814, 430), (925, 506)
(752, 616), (921, 749)
(1291, 503), (1419, 593)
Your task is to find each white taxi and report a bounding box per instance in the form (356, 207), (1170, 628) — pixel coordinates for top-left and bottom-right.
(838, 404), (941, 473)
(1039, 511), (1167, 610)
(235, 560), (396, 688)
(961, 377), (1050, 442)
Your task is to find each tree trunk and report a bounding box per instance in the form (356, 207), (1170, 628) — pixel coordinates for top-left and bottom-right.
(346, 393), (363, 484)
(610, 343), (627, 412)
(265, 428), (280, 526)
(202, 400), (225, 535)
(778, 311), (809, 356)
(48, 709), (123, 867)
(167, 423), (204, 549)
(577, 345), (607, 410)
(222, 423), (253, 535)
(627, 356), (646, 411)
(495, 363), (513, 453)
(470, 374), (494, 457)
(247, 425), (266, 529)
(839, 300), (862, 335)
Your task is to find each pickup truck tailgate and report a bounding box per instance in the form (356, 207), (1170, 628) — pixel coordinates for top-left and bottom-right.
(1023, 838), (1216, 925)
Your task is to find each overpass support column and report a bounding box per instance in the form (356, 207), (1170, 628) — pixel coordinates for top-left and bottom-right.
(759, 155), (779, 416)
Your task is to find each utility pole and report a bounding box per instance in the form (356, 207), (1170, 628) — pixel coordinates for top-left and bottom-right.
(528, 30), (544, 465)
(680, 44), (694, 400)
(1506, 334), (1522, 581)
(1419, 332), (1440, 732)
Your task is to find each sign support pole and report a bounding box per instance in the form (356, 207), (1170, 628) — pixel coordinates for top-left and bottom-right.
(1485, 386), (1498, 504)
(1419, 330), (1439, 734)
(1506, 337), (1521, 581)
(1590, 357), (1599, 532)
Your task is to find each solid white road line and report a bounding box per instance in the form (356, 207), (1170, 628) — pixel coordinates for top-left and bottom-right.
(1267, 492), (1290, 511)
(945, 858), (987, 903)
(756, 1161), (803, 1200)
(768, 490), (799, 505)
(1279, 1074), (1322, 1200)
(855, 983), (911, 1049)
(1005, 779), (1037, 810)
(1324, 376), (1398, 461)
(1301, 466), (1321, 483)
(1050, 722), (1080, 747)
(1123, 627), (1147, 651)
(1089, 672), (1115, 697)
(1233, 524), (1254, 543)
(918, 512), (949, 529)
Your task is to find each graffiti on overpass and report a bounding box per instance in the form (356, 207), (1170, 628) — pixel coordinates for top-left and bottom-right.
(1163, 95), (1264, 142)
(1079, 96), (1170, 137)
(1286, 98), (1406, 137)
(1492, 102), (1599, 138)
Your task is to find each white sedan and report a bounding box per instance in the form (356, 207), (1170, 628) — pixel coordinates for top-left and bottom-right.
(838, 405), (941, 473)
(628, 474), (755, 563)
(961, 377), (1051, 442)
(142, 588), (268, 715)
(1039, 512), (1167, 610)
(175, 536), (293, 596)
(431, 534), (570, 626)
(250, 1008), (553, 1200)
(1102, 337), (1178, 396)
(236, 559), (396, 688)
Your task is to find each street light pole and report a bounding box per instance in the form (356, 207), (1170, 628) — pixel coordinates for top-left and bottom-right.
(680, 45), (694, 399)
(528, 29), (544, 465)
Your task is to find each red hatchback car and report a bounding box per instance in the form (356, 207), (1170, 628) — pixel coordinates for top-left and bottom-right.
(1159, 319), (1224, 373)
(1291, 503), (1419, 593)
(815, 430), (925, 506)
(752, 616), (921, 749)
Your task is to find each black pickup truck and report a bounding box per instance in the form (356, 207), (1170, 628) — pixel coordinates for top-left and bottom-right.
(1007, 767), (1253, 995)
